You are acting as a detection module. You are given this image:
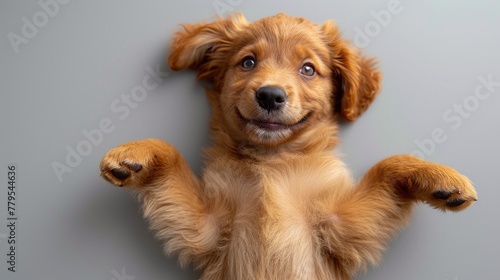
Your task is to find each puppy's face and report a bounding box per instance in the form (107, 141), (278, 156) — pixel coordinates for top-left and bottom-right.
(169, 14), (381, 147)
(220, 17), (335, 145)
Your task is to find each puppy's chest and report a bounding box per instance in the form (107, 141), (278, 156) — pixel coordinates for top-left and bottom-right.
(216, 158), (348, 278)
(224, 161), (329, 231)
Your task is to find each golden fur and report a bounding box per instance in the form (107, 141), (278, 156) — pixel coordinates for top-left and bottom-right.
(100, 14), (477, 280)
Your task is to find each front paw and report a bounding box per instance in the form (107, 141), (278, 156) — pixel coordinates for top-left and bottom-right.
(100, 139), (174, 188)
(425, 171), (477, 211)
(100, 158), (144, 187)
(401, 157), (478, 211)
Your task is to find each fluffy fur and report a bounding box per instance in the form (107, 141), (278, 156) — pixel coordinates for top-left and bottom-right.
(100, 14), (477, 280)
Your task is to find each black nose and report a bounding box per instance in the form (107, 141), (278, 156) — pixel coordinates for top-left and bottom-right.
(255, 86), (287, 112)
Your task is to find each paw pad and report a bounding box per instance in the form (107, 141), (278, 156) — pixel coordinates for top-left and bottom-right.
(431, 188), (476, 210)
(124, 161), (143, 172)
(111, 168), (131, 180)
(446, 197), (466, 208)
(101, 161), (143, 187)
(432, 190), (453, 200)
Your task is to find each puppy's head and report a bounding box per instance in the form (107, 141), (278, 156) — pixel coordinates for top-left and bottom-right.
(169, 14), (381, 147)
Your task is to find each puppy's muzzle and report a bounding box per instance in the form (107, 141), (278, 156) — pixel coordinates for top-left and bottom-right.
(256, 86), (287, 112)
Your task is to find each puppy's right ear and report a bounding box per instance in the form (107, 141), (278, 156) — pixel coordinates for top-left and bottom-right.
(168, 14), (248, 82)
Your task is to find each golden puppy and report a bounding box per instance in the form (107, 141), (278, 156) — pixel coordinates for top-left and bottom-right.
(100, 14), (477, 280)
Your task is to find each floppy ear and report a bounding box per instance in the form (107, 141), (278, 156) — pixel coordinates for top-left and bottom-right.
(321, 21), (382, 121)
(168, 13), (248, 83)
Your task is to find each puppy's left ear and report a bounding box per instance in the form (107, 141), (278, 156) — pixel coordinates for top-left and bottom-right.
(168, 14), (248, 82)
(321, 21), (382, 121)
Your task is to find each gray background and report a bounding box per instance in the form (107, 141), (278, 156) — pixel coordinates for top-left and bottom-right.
(1, 0), (499, 279)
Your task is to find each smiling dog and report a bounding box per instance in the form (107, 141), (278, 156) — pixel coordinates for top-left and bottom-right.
(100, 13), (477, 280)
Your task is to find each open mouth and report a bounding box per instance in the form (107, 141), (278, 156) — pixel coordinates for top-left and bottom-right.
(237, 109), (311, 132)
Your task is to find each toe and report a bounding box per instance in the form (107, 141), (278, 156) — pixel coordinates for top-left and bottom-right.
(433, 190), (453, 200)
(446, 197), (466, 208)
(111, 168), (131, 180)
(123, 161), (143, 172)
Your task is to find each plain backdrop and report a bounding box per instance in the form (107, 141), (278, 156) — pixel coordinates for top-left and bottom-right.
(1, 0), (499, 279)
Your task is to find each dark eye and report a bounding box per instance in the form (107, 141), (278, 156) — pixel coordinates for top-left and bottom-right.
(300, 63), (316, 77)
(241, 56), (256, 69)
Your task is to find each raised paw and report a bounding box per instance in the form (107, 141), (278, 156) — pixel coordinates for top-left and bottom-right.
(381, 155), (478, 212)
(417, 165), (478, 212)
(431, 189), (477, 210)
(99, 139), (175, 188)
(101, 160), (144, 187)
